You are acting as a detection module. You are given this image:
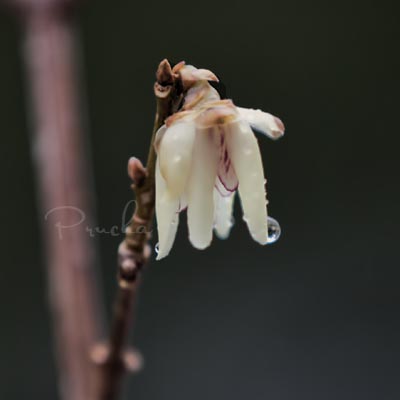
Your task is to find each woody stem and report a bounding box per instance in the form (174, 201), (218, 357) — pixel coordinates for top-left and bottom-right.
(94, 59), (182, 400)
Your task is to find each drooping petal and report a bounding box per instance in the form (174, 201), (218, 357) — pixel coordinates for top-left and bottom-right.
(154, 124), (167, 153)
(237, 107), (285, 140)
(155, 158), (180, 260)
(217, 132), (238, 193)
(158, 119), (196, 198)
(187, 127), (220, 249)
(226, 121), (268, 244)
(213, 189), (235, 240)
(215, 178), (235, 197)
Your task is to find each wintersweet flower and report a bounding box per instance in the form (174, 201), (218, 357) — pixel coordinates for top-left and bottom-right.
(154, 63), (284, 259)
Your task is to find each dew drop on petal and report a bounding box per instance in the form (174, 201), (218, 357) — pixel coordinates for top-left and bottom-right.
(266, 216), (281, 244)
(155, 242), (159, 254)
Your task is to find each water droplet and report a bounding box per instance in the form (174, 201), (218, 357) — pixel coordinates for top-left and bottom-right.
(155, 242), (159, 254)
(267, 216), (281, 244)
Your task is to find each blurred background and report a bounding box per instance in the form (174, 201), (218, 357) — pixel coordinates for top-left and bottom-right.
(0, 0), (399, 399)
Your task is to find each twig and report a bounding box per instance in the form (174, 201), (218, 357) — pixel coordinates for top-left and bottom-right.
(10, 1), (105, 399)
(93, 59), (183, 400)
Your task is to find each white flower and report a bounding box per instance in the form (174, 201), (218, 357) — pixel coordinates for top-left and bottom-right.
(154, 63), (284, 259)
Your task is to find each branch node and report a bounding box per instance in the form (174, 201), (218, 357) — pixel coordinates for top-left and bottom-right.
(127, 157), (146, 186)
(91, 343), (142, 374)
(123, 347), (143, 373)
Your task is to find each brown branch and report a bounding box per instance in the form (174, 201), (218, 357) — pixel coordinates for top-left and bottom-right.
(93, 59), (183, 400)
(10, 2), (105, 400)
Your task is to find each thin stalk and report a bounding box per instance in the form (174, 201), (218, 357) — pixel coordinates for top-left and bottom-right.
(94, 59), (182, 400)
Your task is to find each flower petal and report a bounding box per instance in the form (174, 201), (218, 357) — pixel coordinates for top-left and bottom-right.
(155, 158), (180, 260)
(213, 189), (235, 240)
(191, 68), (219, 82)
(217, 132), (238, 193)
(215, 178), (235, 197)
(154, 124), (167, 153)
(187, 127), (220, 249)
(226, 121), (268, 244)
(179, 65), (219, 90)
(237, 107), (285, 140)
(158, 120), (196, 198)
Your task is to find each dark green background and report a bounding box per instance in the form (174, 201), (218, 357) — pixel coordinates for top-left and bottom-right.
(0, 0), (399, 399)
